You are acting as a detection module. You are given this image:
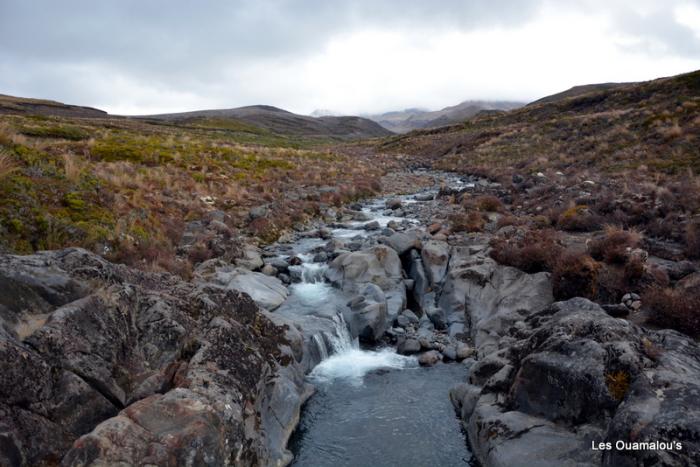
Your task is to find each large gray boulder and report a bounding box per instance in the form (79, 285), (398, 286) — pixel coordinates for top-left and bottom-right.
(345, 283), (388, 343)
(382, 230), (421, 255)
(438, 246), (553, 356)
(421, 240), (449, 287)
(452, 297), (700, 467)
(0, 248), (307, 467)
(195, 260), (288, 310)
(326, 245), (406, 334)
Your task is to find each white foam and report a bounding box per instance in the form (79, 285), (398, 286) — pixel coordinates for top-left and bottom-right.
(289, 282), (334, 305)
(309, 348), (418, 386)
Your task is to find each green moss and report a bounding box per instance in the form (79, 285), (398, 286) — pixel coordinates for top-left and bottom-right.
(8, 218), (23, 233)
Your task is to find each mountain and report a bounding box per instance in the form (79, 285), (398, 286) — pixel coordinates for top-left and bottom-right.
(368, 100), (524, 133)
(143, 105), (392, 139)
(0, 94), (108, 118)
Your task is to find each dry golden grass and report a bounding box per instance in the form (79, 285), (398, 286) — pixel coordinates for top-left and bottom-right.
(0, 149), (17, 179)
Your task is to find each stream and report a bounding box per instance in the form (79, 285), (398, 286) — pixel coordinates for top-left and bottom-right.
(269, 172), (476, 466)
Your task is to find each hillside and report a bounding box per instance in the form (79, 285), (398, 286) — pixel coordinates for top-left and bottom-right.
(369, 100), (523, 133)
(143, 105), (393, 139)
(0, 99), (400, 275)
(381, 70), (700, 175)
(528, 82), (630, 106)
(0, 94), (108, 118)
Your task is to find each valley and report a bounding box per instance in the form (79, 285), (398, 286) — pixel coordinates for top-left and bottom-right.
(1, 69), (700, 467)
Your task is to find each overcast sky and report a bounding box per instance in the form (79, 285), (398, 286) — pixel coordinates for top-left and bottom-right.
(1, 0), (700, 115)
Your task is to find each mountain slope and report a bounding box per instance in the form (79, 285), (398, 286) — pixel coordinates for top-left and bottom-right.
(143, 105), (392, 139)
(380, 70), (700, 175)
(369, 100), (524, 133)
(528, 82), (630, 106)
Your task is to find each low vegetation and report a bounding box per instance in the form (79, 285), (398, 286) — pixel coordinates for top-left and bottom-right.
(0, 112), (398, 272)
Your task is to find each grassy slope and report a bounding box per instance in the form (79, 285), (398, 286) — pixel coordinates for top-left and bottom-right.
(0, 111), (397, 271)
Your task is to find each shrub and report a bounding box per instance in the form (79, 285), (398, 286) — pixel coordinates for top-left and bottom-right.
(552, 250), (601, 300)
(557, 204), (602, 232)
(449, 211), (484, 232)
(588, 226), (642, 264)
(490, 228), (562, 273)
(642, 286), (700, 336)
(20, 124), (88, 140)
(476, 195), (503, 212)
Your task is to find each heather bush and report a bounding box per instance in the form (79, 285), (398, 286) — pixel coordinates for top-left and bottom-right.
(490, 228), (562, 273)
(643, 286), (700, 336)
(588, 226), (642, 264)
(552, 250), (601, 300)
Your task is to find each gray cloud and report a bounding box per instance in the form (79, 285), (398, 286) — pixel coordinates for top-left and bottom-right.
(0, 0), (699, 114)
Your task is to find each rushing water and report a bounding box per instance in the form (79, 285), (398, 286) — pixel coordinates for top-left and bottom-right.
(274, 173), (475, 466)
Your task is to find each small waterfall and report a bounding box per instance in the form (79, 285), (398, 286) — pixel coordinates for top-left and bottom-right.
(312, 334), (329, 361)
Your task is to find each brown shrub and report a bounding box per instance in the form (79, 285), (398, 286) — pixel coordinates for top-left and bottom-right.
(643, 286), (700, 336)
(552, 250), (601, 300)
(557, 205), (603, 232)
(476, 195), (503, 212)
(0, 149), (17, 179)
(490, 229), (562, 273)
(449, 211), (484, 232)
(588, 226), (642, 264)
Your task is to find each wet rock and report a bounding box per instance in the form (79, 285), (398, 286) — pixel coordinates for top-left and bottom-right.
(261, 264), (277, 276)
(418, 350), (442, 366)
(386, 198), (403, 210)
(414, 192), (433, 201)
(363, 220), (380, 231)
(397, 338), (421, 355)
(441, 345), (457, 361)
(345, 284), (388, 343)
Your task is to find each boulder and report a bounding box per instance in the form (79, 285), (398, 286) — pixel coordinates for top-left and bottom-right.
(386, 198), (403, 210)
(195, 261), (288, 310)
(383, 230), (421, 255)
(345, 284), (388, 343)
(236, 245), (264, 271)
(418, 350), (442, 366)
(421, 240), (449, 287)
(397, 338), (421, 355)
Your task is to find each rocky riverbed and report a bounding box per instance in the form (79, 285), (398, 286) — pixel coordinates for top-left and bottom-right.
(1, 170), (699, 466)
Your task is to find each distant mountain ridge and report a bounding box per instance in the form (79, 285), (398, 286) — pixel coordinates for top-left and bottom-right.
(368, 100), (524, 133)
(143, 105), (392, 139)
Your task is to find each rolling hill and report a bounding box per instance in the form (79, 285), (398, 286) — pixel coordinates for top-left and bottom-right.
(142, 105), (393, 139)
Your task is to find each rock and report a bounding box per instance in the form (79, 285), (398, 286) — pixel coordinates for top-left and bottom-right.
(386, 198), (403, 210)
(0, 248), (306, 466)
(621, 292), (641, 311)
(456, 343), (475, 360)
(326, 245), (405, 328)
(248, 205), (268, 220)
(236, 245), (264, 271)
(421, 240), (449, 287)
(512, 174), (524, 184)
(414, 192), (434, 202)
(441, 345), (457, 361)
(418, 350), (442, 366)
(427, 222), (442, 234)
(602, 303), (629, 317)
(425, 306), (447, 330)
(449, 382), (482, 420)
(460, 297), (700, 467)
(397, 338), (421, 355)
(383, 230), (421, 255)
(402, 309), (420, 324)
(363, 220), (380, 230)
(195, 261), (288, 310)
(261, 264), (277, 276)
(345, 284), (388, 343)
